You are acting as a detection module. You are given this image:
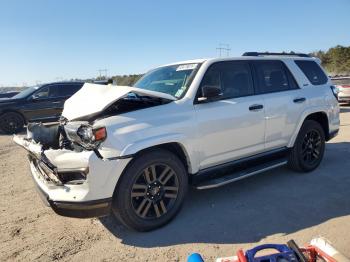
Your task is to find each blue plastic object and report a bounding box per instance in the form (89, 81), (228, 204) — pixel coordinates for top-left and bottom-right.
(187, 253), (205, 262)
(245, 244), (298, 262)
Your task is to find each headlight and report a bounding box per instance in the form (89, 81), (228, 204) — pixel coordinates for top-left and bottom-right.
(76, 125), (107, 150)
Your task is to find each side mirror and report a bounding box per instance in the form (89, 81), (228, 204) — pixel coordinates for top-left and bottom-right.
(198, 85), (222, 102)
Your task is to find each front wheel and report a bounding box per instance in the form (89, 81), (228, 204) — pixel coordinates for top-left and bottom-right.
(112, 149), (188, 231)
(288, 120), (325, 172)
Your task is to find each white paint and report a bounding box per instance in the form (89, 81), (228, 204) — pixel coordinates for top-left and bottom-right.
(13, 56), (340, 211)
(62, 83), (176, 121)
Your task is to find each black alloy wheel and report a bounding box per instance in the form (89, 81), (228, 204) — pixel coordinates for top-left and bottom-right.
(112, 149), (187, 231)
(301, 129), (322, 166)
(0, 112), (24, 134)
(288, 120), (325, 172)
(131, 164), (179, 219)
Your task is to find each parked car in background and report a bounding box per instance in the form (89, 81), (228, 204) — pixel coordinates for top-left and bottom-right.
(0, 82), (84, 134)
(0, 91), (20, 99)
(331, 76), (350, 104)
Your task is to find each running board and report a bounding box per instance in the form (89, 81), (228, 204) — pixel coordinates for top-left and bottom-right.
(194, 158), (288, 190)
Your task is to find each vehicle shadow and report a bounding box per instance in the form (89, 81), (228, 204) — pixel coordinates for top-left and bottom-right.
(100, 141), (350, 247)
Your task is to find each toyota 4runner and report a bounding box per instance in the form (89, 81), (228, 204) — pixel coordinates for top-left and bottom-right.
(14, 52), (340, 231)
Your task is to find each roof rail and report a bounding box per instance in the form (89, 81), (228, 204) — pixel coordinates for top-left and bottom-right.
(242, 52), (310, 58)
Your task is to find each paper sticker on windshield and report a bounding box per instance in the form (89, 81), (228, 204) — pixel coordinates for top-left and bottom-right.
(175, 89), (184, 97)
(176, 63), (198, 71)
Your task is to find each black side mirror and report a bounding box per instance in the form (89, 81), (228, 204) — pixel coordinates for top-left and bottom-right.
(198, 85), (222, 102)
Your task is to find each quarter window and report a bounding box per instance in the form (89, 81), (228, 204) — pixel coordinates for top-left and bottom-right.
(199, 61), (254, 99)
(295, 60), (328, 85)
(254, 61), (296, 94)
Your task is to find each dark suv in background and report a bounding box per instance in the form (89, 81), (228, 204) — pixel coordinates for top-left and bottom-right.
(0, 82), (84, 134)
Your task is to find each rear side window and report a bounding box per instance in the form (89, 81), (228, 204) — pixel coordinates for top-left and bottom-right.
(253, 60), (297, 94)
(295, 60), (328, 85)
(200, 61), (254, 99)
(49, 84), (83, 98)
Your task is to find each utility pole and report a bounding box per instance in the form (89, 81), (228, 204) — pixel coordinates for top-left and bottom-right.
(216, 43), (231, 57)
(98, 69), (108, 79)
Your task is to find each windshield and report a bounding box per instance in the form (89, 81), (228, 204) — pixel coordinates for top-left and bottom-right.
(12, 86), (40, 99)
(332, 78), (350, 86)
(134, 63), (200, 98)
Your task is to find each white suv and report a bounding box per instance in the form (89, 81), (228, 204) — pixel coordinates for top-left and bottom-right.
(14, 52), (340, 231)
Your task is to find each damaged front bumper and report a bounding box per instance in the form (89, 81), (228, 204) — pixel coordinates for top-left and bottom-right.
(13, 135), (131, 218)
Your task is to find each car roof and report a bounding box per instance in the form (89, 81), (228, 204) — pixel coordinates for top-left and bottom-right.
(41, 81), (85, 86)
(161, 56), (317, 68)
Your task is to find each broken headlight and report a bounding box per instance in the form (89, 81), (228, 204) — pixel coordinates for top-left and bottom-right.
(77, 125), (107, 150)
(64, 122), (107, 150)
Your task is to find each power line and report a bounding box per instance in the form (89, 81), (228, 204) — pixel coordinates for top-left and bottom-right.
(216, 43), (231, 57)
(98, 69), (108, 78)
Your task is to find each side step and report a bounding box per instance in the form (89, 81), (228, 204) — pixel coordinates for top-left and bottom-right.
(194, 158), (288, 190)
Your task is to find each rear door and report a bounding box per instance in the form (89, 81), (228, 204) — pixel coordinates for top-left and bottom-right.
(252, 60), (306, 150)
(194, 61), (266, 169)
(24, 83), (83, 122)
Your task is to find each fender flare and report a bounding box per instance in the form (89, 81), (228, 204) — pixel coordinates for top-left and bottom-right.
(287, 106), (329, 148)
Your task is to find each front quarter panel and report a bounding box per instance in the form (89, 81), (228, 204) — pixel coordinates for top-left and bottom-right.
(94, 101), (199, 173)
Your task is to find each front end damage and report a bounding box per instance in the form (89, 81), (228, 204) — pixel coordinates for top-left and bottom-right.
(13, 83), (174, 218)
(14, 122), (131, 218)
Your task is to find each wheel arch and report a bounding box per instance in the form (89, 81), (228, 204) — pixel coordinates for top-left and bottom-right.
(288, 110), (330, 147)
(0, 109), (27, 123)
(129, 142), (192, 174)
(112, 142), (192, 204)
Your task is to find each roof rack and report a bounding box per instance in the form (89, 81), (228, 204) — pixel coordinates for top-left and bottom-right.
(242, 52), (310, 58)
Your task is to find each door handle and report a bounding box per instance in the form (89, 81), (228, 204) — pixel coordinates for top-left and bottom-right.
(293, 97), (306, 103)
(52, 101), (61, 104)
(249, 104), (264, 111)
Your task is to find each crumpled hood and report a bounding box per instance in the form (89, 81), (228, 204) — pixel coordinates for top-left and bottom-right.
(62, 83), (176, 121)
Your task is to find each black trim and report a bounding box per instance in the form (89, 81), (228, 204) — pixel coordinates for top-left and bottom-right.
(106, 154), (134, 160)
(49, 198), (112, 218)
(328, 129), (339, 140)
(242, 52), (310, 58)
(293, 97), (306, 103)
(191, 147), (289, 185)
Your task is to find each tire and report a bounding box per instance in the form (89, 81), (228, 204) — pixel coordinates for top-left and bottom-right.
(112, 149), (188, 231)
(288, 120), (325, 172)
(0, 112), (25, 134)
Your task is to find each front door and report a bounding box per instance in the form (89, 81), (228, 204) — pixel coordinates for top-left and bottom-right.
(194, 61), (266, 169)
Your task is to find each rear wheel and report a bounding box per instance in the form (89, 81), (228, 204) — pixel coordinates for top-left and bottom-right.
(0, 112), (24, 134)
(288, 120), (325, 172)
(112, 149), (188, 231)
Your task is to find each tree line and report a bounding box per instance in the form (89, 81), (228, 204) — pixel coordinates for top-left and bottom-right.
(311, 45), (350, 75)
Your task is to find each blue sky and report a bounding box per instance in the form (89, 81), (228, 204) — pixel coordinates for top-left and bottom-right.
(0, 0), (349, 86)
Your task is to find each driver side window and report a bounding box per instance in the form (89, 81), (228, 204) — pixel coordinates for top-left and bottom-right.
(198, 61), (254, 100)
(33, 86), (49, 99)
(198, 66), (220, 97)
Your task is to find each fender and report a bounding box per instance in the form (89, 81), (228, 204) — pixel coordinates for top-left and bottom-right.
(287, 105), (329, 147)
(99, 133), (198, 173)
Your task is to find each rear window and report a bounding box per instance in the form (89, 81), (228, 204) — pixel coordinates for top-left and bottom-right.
(295, 60), (328, 85)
